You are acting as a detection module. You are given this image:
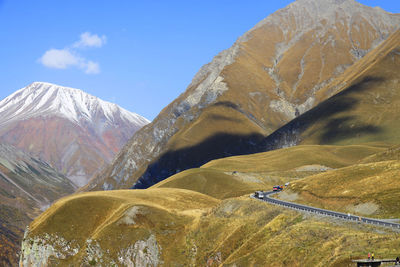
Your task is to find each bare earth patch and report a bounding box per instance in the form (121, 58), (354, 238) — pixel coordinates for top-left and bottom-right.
(347, 202), (379, 215)
(294, 165), (333, 172)
(118, 206), (144, 225)
(277, 191), (299, 202)
(225, 172), (263, 183)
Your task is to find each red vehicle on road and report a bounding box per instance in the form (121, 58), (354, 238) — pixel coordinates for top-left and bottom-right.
(273, 185), (283, 191)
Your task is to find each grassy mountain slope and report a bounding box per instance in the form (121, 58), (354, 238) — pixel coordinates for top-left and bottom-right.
(151, 168), (267, 199)
(289, 160), (400, 218)
(203, 144), (387, 173)
(360, 144), (400, 163)
(263, 30), (400, 148)
(152, 144), (387, 199)
(285, 144), (400, 219)
(21, 142), (400, 265)
(151, 143), (400, 220)
(21, 191), (400, 266)
(22, 188), (219, 266)
(87, 0), (400, 191)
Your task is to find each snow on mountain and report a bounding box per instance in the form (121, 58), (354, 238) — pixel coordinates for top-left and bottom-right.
(0, 82), (149, 128)
(0, 82), (150, 187)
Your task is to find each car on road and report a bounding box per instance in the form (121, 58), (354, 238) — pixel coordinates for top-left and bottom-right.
(254, 191), (266, 199)
(273, 185), (283, 191)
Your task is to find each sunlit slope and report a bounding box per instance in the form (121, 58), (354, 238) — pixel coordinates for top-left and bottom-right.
(360, 144), (400, 164)
(88, 0), (400, 191)
(22, 188), (219, 266)
(289, 159), (400, 218)
(151, 168), (268, 199)
(22, 195), (400, 266)
(203, 144), (387, 173)
(152, 144), (387, 199)
(191, 199), (400, 266)
(30, 188), (219, 237)
(265, 30), (400, 148)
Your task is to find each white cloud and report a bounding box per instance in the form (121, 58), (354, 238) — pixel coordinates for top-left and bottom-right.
(73, 32), (107, 48)
(39, 32), (106, 75)
(40, 49), (80, 69)
(39, 48), (100, 75)
(84, 61), (100, 74)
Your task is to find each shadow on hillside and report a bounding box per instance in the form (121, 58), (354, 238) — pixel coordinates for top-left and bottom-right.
(319, 116), (380, 143)
(132, 132), (265, 189)
(261, 76), (384, 148)
(133, 76), (384, 189)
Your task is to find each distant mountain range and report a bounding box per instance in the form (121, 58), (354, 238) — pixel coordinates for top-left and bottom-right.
(0, 82), (150, 186)
(87, 0), (400, 190)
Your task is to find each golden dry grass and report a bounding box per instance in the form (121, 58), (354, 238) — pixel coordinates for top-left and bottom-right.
(295, 31), (400, 146)
(150, 145), (388, 201)
(203, 144), (387, 173)
(290, 160), (400, 218)
(25, 143), (400, 265)
(26, 195), (400, 266)
(360, 145), (400, 164)
(28, 188), (219, 265)
(151, 168), (268, 199)
(31, 188), (219, 234)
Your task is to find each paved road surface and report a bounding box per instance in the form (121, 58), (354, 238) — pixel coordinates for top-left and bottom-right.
(253, 191), (400, 229)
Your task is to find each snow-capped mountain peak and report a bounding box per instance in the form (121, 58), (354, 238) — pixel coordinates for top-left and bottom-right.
(0, 82), (150, 187)
(0, 82), (150, 127)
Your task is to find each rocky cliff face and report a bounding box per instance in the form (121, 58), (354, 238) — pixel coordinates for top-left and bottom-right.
(0, 82), (150, 187)
(0, 143), (76, 267)
(87, 0), (400, 191)
(20, 231), (161, 267)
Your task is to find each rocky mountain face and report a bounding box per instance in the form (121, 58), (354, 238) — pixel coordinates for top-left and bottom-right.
(0, 143), (76, 267)
(87, 0), (400, 190)
(0, 82), (150, 187)
(261, 29), (400, 149)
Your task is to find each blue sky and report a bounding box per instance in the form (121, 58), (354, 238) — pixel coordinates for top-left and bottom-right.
(0, 1), (399, 120)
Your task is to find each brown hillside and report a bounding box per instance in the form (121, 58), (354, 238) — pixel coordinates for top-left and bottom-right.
(87, 0), (400, 190)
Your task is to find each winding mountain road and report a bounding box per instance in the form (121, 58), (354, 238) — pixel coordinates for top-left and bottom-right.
(253, 191), (400, 229)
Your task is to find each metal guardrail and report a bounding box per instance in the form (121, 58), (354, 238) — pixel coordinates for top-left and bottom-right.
(252, 191), (400, 229)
